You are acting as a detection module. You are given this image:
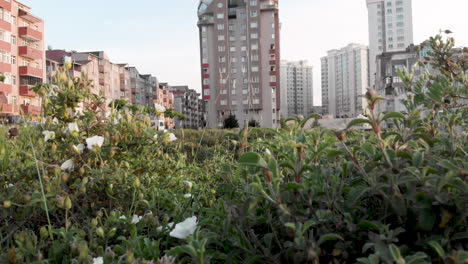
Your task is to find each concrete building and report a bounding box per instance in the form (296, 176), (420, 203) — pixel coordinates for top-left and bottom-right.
(280, 60), (313, 119)
(321, 43), (369, 118)
(197, 0), (281, 128)
(170, 85), (203, 129)
(155, 82), (175, 129)
(0, 0), (45, 121)
(366, 0), (414, 89)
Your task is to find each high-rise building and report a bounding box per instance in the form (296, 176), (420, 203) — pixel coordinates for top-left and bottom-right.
(321, 44), (369, 118)
(169, 85), (203, 129)
(197, 0), (281, 128)
(366, 0), (414, 88)
(0, 0), (45, 122)
(280, 60), (313, 118)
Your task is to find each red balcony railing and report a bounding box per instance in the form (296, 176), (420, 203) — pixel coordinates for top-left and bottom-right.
(0, 19), (10, 31)
(0, 40), (11, 52)
(0, 83), (12, 94)
(19, 46), (42, 60)
(20, 104), (41, 115)
(19, 85), (36, 97)
(18, 9), (42, 23)
(19, 66), (43, 77)
(18, 27), (43, 42)
(0, 104), (19, 114)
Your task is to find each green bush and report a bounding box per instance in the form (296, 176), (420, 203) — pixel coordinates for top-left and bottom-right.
(0, 34), (466, 264)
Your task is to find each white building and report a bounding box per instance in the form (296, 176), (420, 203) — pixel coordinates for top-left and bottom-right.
(366, 0), (414, 88)
(280, 60), (314, 119)
(321, 44), (369, 118)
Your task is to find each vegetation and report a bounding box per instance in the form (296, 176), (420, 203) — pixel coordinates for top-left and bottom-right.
(0, 34), (467, 263)
(223, 113), (239, 129)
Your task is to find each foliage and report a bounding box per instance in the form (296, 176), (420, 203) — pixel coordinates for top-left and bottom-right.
(0, 33), (467, 263)
(223, 113), (239, 129)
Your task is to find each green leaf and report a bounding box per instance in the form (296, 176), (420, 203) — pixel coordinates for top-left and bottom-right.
(317, 233), (344, 246)
(412, 152), (424, 167)
(419, 208), (436, 231)
(389, 244), (406, 264)
(347, 118), (372, 129)
(405, 252), (429, 264)
(383, 112), (406, 121)
(427, 241), (445, 259)
(239, 152), (268, 169)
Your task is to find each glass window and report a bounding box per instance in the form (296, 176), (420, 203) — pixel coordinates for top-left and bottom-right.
(250, 11), (257, 17)
(217, 2), (223, 8)
(250, 22), (258, 28)
(217, 24), (224, 30)
(250, 0), (257, 6)
(216, 13), (224, 19)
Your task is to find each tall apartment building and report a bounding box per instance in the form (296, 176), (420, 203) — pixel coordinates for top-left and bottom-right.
(0, 0), (44, 121)
(366, 0), (413, 89)
(321, 44), (369, 118)
(197, 0), (281, 128)
(280, 60), (313, 119)
(169, 85), (202, 129)
(155, 82), (175, 129)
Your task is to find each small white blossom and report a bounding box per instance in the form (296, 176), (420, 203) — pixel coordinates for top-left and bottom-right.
(132, 215), (142, 224)
(156, 222), (174, 232)
(73, 144), (85, 154)
(42, 131), (55, 142)
(86, 136), (104, 151)
(169, 216), (198, 239)
(184, 194), (193, 199)
(119, 215), (127, 220)
(8, 183), (14, 188)
(153, 134), (158, 139)
(155, 103), (166, 113)
(67, 123), (79, 133)
(183, 181), (193, 188)
(168, 133), (177, 142)
(60, 159), (75, 172)
(93, 257), (103, 264)
(265, 149), (272, 156)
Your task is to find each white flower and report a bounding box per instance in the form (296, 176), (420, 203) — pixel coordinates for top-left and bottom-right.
(155, 103), (166, 113)
(8, 183), (14, 188)
(153, 134), (158, 139)
(183, 181), (193, 189)
(131, 215), (142, 224)
(86, 136), (104, 151)
(93, 257), (103, 264)
(73, 144), (85, 154)
(184, 194), (192, 199)
(42, 131), (55, 142)
(156, 222), (174, 232)
(168, 133), (177, 142)
(119, 215), (127, 220)
(61, 159), (75, 172)
(265, 149), (272, 156)
(169, 216), (198, 239)
(67, 123), (79, 133)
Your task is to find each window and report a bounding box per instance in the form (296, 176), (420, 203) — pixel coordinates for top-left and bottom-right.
(253, 98), (260, 104)
(250, 22), (258, 28)
(397, 15), (404, 20)
(228, 24), (234, 31)
(10, 35), (15, 44)
(219, 56), (226, 63)
(230, 46), (236, 52)
(396, 0), (403, 5)
(243, 99), (248, 105)
(220, 100), (227, 105)
(387, 9), (392, 14)
(388, 44), (394, 49)
(251, 43), (258, 50)
(217, 2), (223, 8)
(216, 13), (224, 19)
(251, 54), (259, 61)
(396, 7), (403, 13)
(11, 55), (15, 64)
(220, 89), (227, 95)
(250, 0), (257, 6)
(11, 75), (15, 85)
(270, 76), (276, 82)
(231, 90), (236, 95)
(387, 23), (393, 28)
(241, 56), (247, 62)
(397, 36), (405, 41)
(397, 22), (404, 27)
(250, 33), (258, 39)
(231, 68), (237, 74)
(229, 36), (235, 41)
(217, 24), (224, 30)
(218, 35), (225, 41)
(397, 43), (405, 48)
(219, 67), (226, 73)
(241, 46), (247, 51)
(387, 2), (392, 6)
(218, 45), (225, 52)
(250, 11), (257, 17)
(241, 24), (247, 30)
(232, 100), (237, 105)
(230, 57), (237, 63)
(251, 66), (259, 72)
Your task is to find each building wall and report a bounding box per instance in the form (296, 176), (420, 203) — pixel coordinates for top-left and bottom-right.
(321, 43), (369, 118)
(0, 0), (45, 119)
(198, 0), (280, 128)
(169, 85), (202, 129)
(280, 60), (313, 119)
(367, 0), (413, 89)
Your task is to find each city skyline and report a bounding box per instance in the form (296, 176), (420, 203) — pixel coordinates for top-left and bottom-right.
(21, 0), (468, 106)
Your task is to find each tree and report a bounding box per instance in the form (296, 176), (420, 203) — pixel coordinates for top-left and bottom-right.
(223, 113), (239, 129)
(248, 119), (260, 128)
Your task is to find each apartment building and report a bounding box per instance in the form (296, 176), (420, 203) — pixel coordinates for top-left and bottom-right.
(155, 82), (175, 129)
(197, 0), (281, 128)
(0, 0), (45, 121)
(321, 43), (369, 118)
(367, 0), (414, 89)
(169, 85), (203, 129)
(280, 60), (313, 119)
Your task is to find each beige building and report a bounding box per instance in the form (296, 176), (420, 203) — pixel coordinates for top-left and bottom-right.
(321, 44), (369, 118)
(197, 0), (281, 128)
(280, 60), (313, 119)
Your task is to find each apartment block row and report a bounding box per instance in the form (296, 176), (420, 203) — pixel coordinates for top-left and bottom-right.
(169, 85), (206, 129)
(0, 0), (45, 122)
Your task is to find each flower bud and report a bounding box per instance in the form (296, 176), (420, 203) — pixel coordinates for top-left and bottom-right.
(64, 196), (72, 210)
(91, 218), (98, 227)
(51, 143), (57, 153)
(133, 178), (141, 188)
(40, 226), (49, 238)
(96, 227), (105, 238)
(3, 200), (11, 208)
(97, 210), (103, 218)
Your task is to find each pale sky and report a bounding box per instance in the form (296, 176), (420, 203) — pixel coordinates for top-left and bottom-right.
(23, 0), (468, 105)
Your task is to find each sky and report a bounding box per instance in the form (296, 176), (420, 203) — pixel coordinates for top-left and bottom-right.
(23, 0), (468, 105)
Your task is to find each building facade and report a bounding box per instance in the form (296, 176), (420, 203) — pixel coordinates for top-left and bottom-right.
(321, 44), (369, 118)
(366, 0), (413, 89)
(170, 85), (203, 129)
(155, 82), (175, 129)
(0, 0), (45, 121)
(197, 0), (281, 128)
(280, 60), (313, 119)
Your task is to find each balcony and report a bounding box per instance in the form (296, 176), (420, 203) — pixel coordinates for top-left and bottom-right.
(19, 66), (43, 78)
(20, 104), (41, 115)
(19, 46), (42, 60)
(260, 1), (278, 10)
(19, 85), (36, 97)
(0, 0), (11, 11)
(0, 62), (11, 72)
(18, 9), (42, 23)
(0, 19), (10, 32)
(18, 27), (43, 42)
(0, 83), (12, 93)
(0, 104), (19, 114)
